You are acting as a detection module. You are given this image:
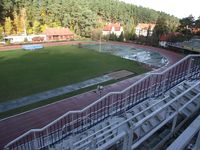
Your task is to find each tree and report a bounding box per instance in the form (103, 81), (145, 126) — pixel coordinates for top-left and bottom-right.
(4, 17), (13, 35)
(179, 15), (194, 29)
(195, 16), (200, 28)
(0, 1), (5, 22)
(124, 18), (135, 41)
(33, 20), (41, 34)
(91, 28), (102, 40)
(152, 16), (170, 45)
(20, 8), (27, 35)
(109, 33), (118, 41)
(0, 0), (180, 38)
(118, 32), (124, 42)
(13, 11), (23, 35)
(154, 16), (170, 36)
(0, 24), (4, 40)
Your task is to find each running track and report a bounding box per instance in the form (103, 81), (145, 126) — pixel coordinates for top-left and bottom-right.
(0, 42), (183, 149)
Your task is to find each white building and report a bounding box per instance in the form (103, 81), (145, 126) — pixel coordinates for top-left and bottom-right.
(102, 23), (123, 37)
(135, 23), (155, 37)
(3, 35), (46, 43)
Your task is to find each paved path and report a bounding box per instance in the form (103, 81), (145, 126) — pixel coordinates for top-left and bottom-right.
(0, 41), (95, 51)
(0, 75), (112, 112)
(0, 42), (183, 149)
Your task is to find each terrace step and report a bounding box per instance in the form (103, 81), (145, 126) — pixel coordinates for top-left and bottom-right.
(50, 80), (200, 150)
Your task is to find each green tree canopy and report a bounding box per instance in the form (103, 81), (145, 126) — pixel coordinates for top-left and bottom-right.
(4, 17), (13, 35)
(1, 0), (180, 37)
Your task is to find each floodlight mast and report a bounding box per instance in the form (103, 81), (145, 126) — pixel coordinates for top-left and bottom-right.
(99, 34), (102, 52)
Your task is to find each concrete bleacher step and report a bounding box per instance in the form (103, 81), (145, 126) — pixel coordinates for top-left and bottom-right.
(176, 86), (197, 97)
(145, 136), (161, 149)
(179, 98), (197, 111)
(130, 100), (167, 138)
(139, 128), (170, 150)
(96, 130), (117, 147)
(127, 97), (166, 129)
(149, 106), (165, 121)
(181, 96), (198, 107)
(169, 89), (197, 117)
(183, 82), (191, 89)
(169, 90), (179, 98)
(50, 80), (200, 150)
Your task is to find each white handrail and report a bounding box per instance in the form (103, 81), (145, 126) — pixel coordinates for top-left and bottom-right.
(4, 54), (200, 149)
(74, 81), (200, 149)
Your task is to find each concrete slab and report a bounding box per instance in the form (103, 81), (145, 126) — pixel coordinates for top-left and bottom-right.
(107, 70), (134, 80)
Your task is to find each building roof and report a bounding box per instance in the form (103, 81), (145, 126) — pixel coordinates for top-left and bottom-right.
(136, 23), (156, 30)
(43, 28), (74, 36)
(192, 28), (200, 33)
(159, 32), (182, 41)
(103, 23), (122, 31)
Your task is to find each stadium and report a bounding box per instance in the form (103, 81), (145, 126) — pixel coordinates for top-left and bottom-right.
(0, 41), (200, 150)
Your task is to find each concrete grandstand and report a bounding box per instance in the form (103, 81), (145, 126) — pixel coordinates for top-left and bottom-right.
(3, 54), (200, 150)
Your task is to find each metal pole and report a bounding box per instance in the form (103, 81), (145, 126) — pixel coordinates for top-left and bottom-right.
(127, 126), (134, 150)
(99, 34), (102, 52)
(33, 132), (37, 150)
(187, 58), (193, 80)
(171, 113), (178, 134)
(194, 130), (200, 150)
(122, 133), (129, 150)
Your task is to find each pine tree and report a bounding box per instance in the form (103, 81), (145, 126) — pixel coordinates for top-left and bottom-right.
(118, 32), (124, 42)
(0, 24), (4, 40)
(13, 11), (23, 35)
(20, 8), (27, 35)
(4, 17), (13, 35)
(33, 20), (41, 34)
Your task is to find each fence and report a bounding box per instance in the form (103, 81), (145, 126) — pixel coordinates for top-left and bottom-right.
(4, 54), (200, 150)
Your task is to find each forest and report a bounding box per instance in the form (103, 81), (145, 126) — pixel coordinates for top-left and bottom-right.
(0, 0), (181, 38)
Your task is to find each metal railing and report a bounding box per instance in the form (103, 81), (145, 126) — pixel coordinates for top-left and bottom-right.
(71, 80), (200, 150)
(4, 54), (200, 150)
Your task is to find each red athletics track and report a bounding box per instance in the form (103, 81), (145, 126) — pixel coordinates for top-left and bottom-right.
(0, 42), (183, 149)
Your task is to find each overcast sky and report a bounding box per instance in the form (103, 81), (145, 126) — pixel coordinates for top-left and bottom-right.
(121, 0), (200, 19)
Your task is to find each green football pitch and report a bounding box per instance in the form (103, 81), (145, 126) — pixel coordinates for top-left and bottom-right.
(0, 45), (147, 103)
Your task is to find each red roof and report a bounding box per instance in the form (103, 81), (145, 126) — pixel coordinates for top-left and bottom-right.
(192, 28), (200, 33)
(43, 28), (74, 36)
(160, 32), (182, 41)
(103, 23), (121, 31)
(136, 23), (155, 30)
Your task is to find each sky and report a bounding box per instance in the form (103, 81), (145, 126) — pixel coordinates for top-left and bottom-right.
(121, 0), (200, 19)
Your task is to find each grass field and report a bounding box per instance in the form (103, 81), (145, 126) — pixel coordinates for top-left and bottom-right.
(0, 45), (147, 103)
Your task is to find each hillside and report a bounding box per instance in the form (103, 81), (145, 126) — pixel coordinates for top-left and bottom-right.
(0, 0), (179, 37)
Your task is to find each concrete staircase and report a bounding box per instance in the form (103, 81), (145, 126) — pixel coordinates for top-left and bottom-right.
(49, 80), (200, 150)
(133, 81), (200, 150)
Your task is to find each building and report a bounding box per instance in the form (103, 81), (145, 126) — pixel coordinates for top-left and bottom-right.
(102, 23), (123, 37)
(3, 28), (74, 43)
(191, 28), (200, 34)
(4, 55), (200, 150)
(135, 23), (155, 37)
(3, 35), (46, 43)
(43, 28), (74, 41)
(159, 32), (182, 47)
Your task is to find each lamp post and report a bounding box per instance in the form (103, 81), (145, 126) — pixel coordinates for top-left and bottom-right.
(99, 34), (102, 52)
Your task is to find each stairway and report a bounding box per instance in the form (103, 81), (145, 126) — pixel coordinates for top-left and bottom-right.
(133, 81), (200, 149)
(49, 80), (200, 150)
